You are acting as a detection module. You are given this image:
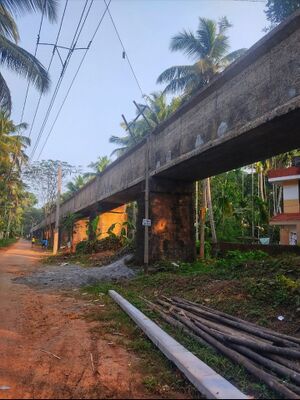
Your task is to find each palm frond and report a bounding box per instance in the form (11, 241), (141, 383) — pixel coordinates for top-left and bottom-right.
(170, 30), (204, 60)
(210, 34), (230, 61)
(0, 35), (50, 93)
(218, 16), (232, 34)
(0, 71), (11, 112)
(0, 5), (19, 42)
(196, 18), (217, 56)
(0, 0), (58, 22)
(157, 64), (196, 84)
(221, 48), (248, 66)
(11, 134), (30, 146)
(110, 146), (128, 157)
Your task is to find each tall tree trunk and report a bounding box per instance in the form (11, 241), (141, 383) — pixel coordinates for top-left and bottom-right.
(251, 165), (255, 238)
(199, 179), (207, 259)
(132, 201), (137, 239)
(195, 181), (199, 243)
(206, 177), (217, 245)
(5, 210), (12, 239)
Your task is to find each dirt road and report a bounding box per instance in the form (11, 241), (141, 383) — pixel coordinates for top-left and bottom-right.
(0, 240), (151, 399)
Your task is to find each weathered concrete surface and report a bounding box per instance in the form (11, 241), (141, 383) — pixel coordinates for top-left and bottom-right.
(34, 11), (300, 261)
(136, 178), (195, 263)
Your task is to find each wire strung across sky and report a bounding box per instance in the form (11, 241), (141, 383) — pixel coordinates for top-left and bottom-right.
(19, 0), (46, 123)
(35, 0), (113, 161)
(103, 0), (144, 98)
(29, 0), (93, 160)
(30, 0), (262, 161)
(27, 0), (69, 140)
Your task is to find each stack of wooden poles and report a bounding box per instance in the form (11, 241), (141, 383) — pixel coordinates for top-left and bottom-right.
(143, 296), (300, 399)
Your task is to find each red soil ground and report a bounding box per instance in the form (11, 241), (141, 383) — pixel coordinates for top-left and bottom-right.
(0, 240), (156, 399)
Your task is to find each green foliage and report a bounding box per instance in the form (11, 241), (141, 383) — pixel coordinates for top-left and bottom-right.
(107, 220), (135, 246)
(0, 0), (58, 112)
(109, 92), (181, 157)
(157, 17), (247, 96)
(76, 236), (123, 254)
(225, 250), (268, 262)
(246, 274), (300, 308)
(265, 0), (300, 25)
(0, 237), (17, 247)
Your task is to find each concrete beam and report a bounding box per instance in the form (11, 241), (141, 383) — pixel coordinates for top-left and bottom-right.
(109, 290), (249, 399)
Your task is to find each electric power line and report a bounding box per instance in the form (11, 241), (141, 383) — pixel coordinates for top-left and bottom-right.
(27, 0), (70, 139)
(104, 0), (144, 98)
(30, 0), (93, 159)
(19, 0), (46, 123)
(37, 0), (112, 160)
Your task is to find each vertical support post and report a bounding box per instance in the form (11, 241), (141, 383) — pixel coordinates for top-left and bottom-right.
(199, 179), (207, 259)
(195, 181), (199, 243)
(53, 164), (62, 255)
(144, 135), (150, 273)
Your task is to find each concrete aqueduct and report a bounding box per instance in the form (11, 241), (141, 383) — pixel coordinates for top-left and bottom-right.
(32, 11), (300, 262)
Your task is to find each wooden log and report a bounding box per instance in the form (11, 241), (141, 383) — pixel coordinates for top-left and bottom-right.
(146, 299), (300, 393)
(230, 343), (300, 385)
(190, 318), (300, 359)
(286, 382), (300, 396)
(141, 297), (212, 350)
(268, 354), (300, 374)
(173, 297), (300, 346)
(169, 311), (299, 399)
(159, 301), (275, 346)
(169, 299), (300, 349)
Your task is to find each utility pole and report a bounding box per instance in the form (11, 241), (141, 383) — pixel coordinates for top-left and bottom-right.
(132, 100), (154, 274)
(144, 135), (150, 273)
(53, 164), (62, 255)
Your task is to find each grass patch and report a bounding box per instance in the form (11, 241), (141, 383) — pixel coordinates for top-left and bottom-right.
(83, 250), (300, 398)
(0, 238), (17, 248)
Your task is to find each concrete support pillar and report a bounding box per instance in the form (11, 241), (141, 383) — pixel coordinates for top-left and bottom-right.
(136, 177), (195, 264)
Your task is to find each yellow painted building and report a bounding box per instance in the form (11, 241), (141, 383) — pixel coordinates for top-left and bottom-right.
(268, 166), (300, 245)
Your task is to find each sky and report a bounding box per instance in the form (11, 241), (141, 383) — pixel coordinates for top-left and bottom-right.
(6, 0), (268, 173)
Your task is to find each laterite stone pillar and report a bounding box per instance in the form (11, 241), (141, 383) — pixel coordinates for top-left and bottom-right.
(136, 177), (195, 264)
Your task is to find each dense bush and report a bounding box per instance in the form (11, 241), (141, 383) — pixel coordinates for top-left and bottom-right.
(76, 236), (123, 254)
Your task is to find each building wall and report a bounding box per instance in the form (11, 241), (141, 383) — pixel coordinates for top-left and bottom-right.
(97, 205), (127, 239)
(283, 180), (300, 213)
(71, 206), (127, 251)
(279, 225), (298, 245)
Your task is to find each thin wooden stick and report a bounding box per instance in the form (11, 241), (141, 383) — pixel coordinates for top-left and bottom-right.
(41, 349), (61, 360)
(90, 352), (95, 373)
(173, 297), (300, 346)
(169, 298), (300, 349)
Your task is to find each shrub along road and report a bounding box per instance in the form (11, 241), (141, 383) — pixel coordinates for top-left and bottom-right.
(0, 240), (175, 399)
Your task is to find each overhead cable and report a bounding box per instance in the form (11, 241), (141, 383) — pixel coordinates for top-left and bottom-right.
(30, 0), (93, 159)
(103, 0), (144, 98)
(37, 0), (112, 160)
(27, 0), (69, 139)
(19, 0), (46, 123)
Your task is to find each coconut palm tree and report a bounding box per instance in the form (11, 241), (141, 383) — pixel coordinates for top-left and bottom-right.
(87, 156), (111, 174)
(109, 92), (182, 157)
(0, 0), (57, 112)
(0, 111), (31, 237)
(157, 17), (247, 252)
(157, 17), (247, 96)
(0, 111), (29, 172)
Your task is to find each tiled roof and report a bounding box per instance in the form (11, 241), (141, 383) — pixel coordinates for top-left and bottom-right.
(268, 167), (300, 179)
(270, 213), (300, 222)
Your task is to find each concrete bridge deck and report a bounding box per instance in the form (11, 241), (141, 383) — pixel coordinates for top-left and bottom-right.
(33, 11), (300, 262)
